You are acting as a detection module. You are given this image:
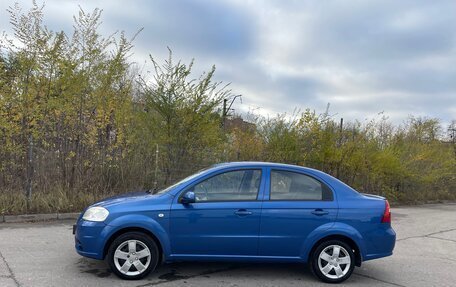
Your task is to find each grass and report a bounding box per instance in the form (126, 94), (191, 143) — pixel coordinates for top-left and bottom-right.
(0, 188), (118, 215)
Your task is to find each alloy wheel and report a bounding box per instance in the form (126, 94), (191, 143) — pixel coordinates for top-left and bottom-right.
(113, 239), (151, 276)
(317, 244), (351, 279)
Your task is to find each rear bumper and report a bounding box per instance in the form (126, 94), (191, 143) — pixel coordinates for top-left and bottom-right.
(74, 220), (110, 260)
(364, 226), (396, 261)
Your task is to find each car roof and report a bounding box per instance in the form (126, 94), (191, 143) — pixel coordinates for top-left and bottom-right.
(207, 161), (360, 198)
(211, 161), (315, 171)
(167, 161), (360, 198)
(209, 162), (337, 186)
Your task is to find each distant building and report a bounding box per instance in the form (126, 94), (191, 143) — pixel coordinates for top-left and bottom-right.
(224, 116), (256, 132)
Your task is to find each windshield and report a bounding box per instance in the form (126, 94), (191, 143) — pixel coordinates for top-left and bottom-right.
(155, 167), (210, 195)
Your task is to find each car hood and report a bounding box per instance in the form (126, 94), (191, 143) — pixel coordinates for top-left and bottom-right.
(91, 190), (165, 208)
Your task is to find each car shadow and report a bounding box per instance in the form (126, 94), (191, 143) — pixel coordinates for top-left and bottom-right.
(76, 257), (318, 284)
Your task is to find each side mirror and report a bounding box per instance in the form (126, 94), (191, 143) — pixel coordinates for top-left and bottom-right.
(180, 191), (195, 204)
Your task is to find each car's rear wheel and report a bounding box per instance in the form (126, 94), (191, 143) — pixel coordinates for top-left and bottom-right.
(310, 240), (355, 283)
(107, 232), (159, 280)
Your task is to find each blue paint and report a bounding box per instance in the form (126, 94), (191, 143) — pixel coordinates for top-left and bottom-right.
(75, 162), (395, 267)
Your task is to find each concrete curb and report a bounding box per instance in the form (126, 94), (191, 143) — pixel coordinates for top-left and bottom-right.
(57, 212), (81, 220)
(1, 212), (80, 223)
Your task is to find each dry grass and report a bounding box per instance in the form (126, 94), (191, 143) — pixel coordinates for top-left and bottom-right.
(0, 188), (117, 215)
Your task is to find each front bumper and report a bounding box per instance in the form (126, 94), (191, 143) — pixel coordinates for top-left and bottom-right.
(74, 220), (111, 260)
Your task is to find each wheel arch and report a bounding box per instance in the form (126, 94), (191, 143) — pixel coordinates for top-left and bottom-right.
(102, 226), (165, 262)
(308, 234), (362, 267)
(102, 213), (172, 261)
(300, 223), (366, 266)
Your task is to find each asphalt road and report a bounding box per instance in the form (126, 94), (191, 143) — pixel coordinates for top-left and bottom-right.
(1, 204), (455, 287)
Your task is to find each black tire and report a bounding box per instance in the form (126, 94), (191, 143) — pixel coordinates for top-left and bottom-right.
(107, 232), (159, 280)
(310, 240), (355, 283)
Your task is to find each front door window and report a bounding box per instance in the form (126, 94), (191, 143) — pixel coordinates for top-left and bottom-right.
(191, 169), (261, 202)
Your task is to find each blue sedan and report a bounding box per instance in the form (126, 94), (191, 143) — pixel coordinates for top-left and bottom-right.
(74, 162), (395, 283)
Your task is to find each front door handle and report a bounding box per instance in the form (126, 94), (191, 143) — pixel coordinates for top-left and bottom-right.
(311, 209), (329, 216)
(234, 209), (253, 216)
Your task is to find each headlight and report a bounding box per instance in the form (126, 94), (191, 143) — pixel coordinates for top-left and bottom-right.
(82, 206), (109, 222)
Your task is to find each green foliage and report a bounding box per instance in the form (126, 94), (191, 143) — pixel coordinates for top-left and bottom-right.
(0, 3), (454, 215)
(241, 113), (455, 204)
(135, 50), (230, 184)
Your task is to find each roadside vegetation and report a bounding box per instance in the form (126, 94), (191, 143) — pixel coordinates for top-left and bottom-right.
(0, 3), (455, 214)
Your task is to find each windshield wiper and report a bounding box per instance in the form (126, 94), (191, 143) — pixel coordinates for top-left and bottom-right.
(146, 188), (158, 194)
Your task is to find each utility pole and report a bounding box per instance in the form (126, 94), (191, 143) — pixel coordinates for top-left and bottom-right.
(221, 95), (242, 130)
(338, 118), (343, 147)
(153, 143), (159, 190)
(26, 133), (33, 211)
(222, 99), (227, 129)
(449, 121), (456, 159)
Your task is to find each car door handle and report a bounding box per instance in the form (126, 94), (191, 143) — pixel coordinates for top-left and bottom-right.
(311, 209), (329, 216)
(234, 209), (253, 216)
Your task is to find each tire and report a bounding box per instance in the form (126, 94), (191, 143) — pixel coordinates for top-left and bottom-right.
(310, 240), (355, 283)
(107, 232), (159, 280)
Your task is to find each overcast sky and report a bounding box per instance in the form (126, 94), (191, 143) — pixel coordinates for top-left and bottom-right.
(1, 0), (455, 126)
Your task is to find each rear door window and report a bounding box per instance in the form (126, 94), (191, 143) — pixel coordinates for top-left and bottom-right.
(270, 170), (333, 201)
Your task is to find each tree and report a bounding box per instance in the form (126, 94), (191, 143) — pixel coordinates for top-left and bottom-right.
(137, 50), (230, 185)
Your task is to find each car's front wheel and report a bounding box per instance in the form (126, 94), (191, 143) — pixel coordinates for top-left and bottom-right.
(107, 232), (159, 280)
(310, 240), (355, 283)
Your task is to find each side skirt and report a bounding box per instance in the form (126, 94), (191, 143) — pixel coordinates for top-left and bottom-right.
(167, 254), (304, 263)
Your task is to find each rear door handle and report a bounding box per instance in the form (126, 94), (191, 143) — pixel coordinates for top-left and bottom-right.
(234, 209), (253, 216)
(311, 209), (329, 216)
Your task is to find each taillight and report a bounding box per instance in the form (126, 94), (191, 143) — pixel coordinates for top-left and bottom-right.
(381, 200), (391, 223)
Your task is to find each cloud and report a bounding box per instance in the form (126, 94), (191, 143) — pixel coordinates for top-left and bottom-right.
(1, 0), (455, 126)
